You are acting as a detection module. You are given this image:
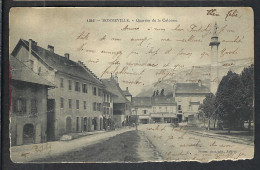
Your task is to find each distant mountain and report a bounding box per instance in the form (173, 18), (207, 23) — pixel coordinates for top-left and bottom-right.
(137, 65), (211, 97)
(136, 58), (253, 97)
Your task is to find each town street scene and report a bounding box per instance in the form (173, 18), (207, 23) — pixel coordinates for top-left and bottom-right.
(9, 7), (254, 162)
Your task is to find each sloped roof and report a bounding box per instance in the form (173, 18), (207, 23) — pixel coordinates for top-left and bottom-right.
(122, 90), (132, 96)
(102, 78), (130, 104)
(176, 83), (210, 94)
(9, 55), (55, 87)
(151, 96), (176, 106)
(11, 39), (103, 87)
(132, 97), (152, 107)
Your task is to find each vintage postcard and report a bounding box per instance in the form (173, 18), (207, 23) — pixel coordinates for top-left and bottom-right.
(9, 7), (254, 163)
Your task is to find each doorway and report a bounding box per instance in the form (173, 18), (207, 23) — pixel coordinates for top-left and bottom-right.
(66, 117), (72, 132)
(23, 124), (35, 144)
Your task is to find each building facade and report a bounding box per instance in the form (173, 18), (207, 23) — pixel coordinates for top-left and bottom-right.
(132, 96), (177, 124)
(102, 75), (132, 128)
(11, 39), (108, 140)
(10, 55), (54, 146)
(173, 80), (210, 122)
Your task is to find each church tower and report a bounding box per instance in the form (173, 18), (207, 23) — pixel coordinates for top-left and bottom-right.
(209, 22), (220, 94)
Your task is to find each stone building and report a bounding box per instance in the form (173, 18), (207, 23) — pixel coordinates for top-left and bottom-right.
(132, 97), (152, 124)
(132, 96), (177, 124)
(173, 80), (210, 122)
(11, 39), (107, 140)
(10, 55), (55, 146)
(150, 96), (177, 123)
(102, 75), (132, 128)
(102, 88), (117, 130)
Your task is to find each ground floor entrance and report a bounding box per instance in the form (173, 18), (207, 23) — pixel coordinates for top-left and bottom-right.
(23, 124), (35, 144)
(140, 119), (149, 124)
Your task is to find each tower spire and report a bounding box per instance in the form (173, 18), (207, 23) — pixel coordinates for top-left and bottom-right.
(209, 22), (220, 94)
(213, 22), (218, 37)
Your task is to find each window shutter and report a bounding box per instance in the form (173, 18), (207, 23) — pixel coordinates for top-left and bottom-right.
(22, 99), (26, 112)
(13, 98), (17, 112)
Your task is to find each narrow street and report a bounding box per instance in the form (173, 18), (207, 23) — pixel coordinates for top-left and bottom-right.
(33, 130), (162, 162)
(12, 124), (253, 163)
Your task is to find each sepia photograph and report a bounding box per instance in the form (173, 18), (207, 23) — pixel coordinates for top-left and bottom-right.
(9, 7), (254, 163)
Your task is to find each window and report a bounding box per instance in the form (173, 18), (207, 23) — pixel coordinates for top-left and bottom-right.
(75, 82), (80, 92)
(82, 84), (88, 93)
(14, 98), (26, 113)
(97, 103), (100, 111)
(143, 110), (147, 114)
(76, 117), (79, 132)
(84, 101), (87, 110)
(178, 105), (182, 110)
(31, 99), (37, 115)
(93, 102), (97, 111)
(68, 99), (72, 109)
(93, 87), (97, 96)
(17, 99), (22, 112)
(98, 88), (102, 96)
(104, 94), (106, 101)
(97, 103), (102, 111)
(107, 95), (109, 102)
(76, 100), (79, 109)
(68, 80), (72, 90)
(60, 98), (64, 108)
(60, 78), (64, 88)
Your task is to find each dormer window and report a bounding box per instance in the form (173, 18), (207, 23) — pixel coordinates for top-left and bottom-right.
(29, 60), (34, 70)
(38, 67), (41, 75)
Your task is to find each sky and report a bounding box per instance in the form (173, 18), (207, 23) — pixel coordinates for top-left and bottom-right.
(9, 7), (254, 96)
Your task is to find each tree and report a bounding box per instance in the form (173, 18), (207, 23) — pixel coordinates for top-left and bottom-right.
(199, 93), (216, 130)
(240, 64), (254, 131)
(215, 71), (245, 133)
(160, 89), (165, 96)
(156, 90), (159, 96)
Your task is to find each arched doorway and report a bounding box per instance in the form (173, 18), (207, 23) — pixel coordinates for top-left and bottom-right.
(66, 117), (72, 132)
(23, 124), (35, 144)
(83, 117), (88, 131)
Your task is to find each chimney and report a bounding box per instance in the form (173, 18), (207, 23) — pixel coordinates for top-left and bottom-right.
(110, 73), (114, 81)
(114, 74), (118, 83)
(64, 53), (70, 59)
(78, 60), (85, 66)
(48, 45), (54, 52)
(198, 80), (202, 87)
